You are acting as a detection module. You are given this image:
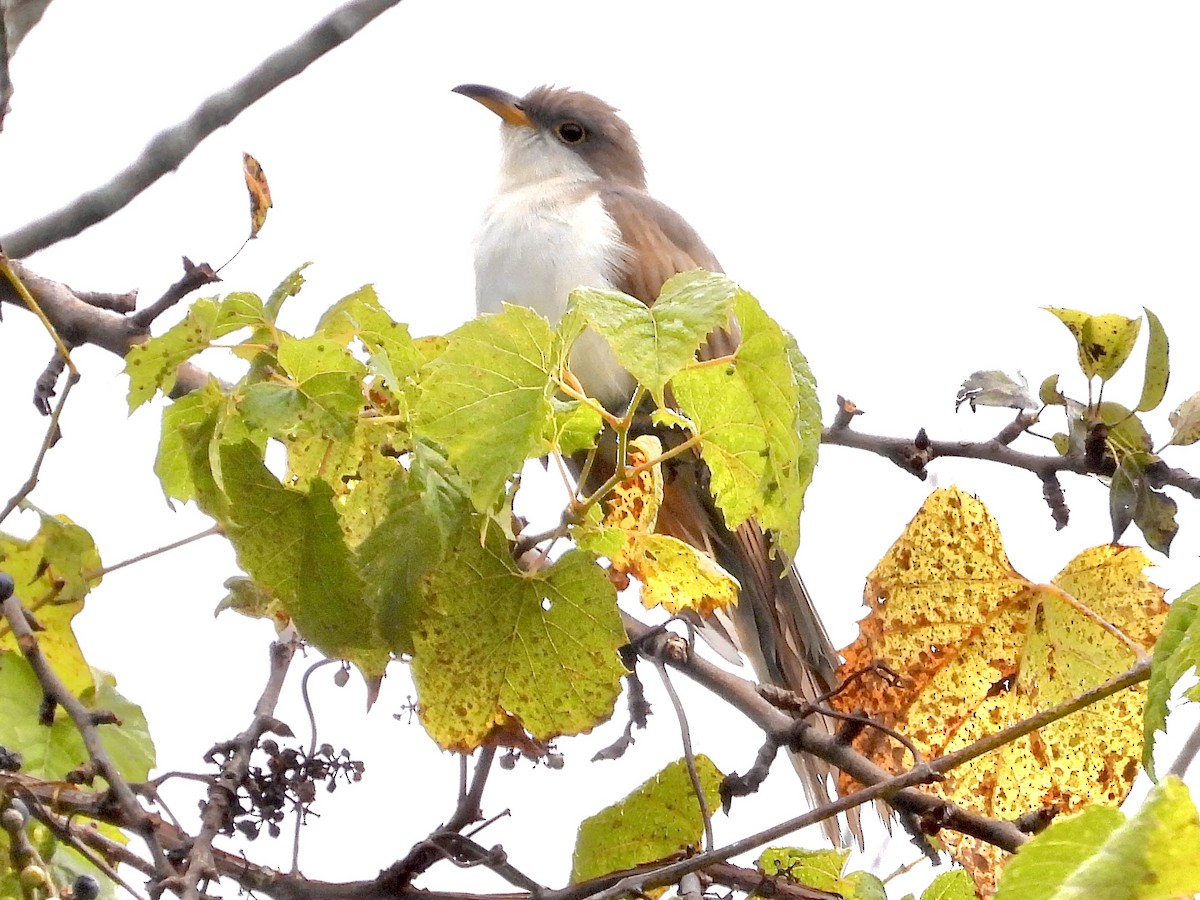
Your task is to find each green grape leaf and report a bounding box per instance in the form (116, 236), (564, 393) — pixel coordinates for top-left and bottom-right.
(1133, 480), (1178, 557)
(1144, 585), (1200, 778)
(415, 305), (557, 510)
(284, 415), (405, 550)
(759, 848), (850, 891)
(220, 442), (389, 677)
(995, 805), (1126, 900)
(216, 575), (287, 625)
(413, 537), (625, 753)
(238, 329), (369, 442)
(1136, 308), (1169, 413)
(357, 448), (469, 656)
(571, 756), (723, 884)
(207, 392), (268, 502)
(1108, 453), (1177, 555)
(263, 263), (309, 322)
(1109, 457), (1138, 544)
(757, 848), (886, 899)
(316, 285), (421, 395)
(124, 291), (267, 411)
(1040, 374), (1065, 406)
(996, 777), (1200, 899)
(920, 870), (977, 900)
(569, 271), (739, 403)
(1046, 308), (1142, 382)
(81, 669), (156, 781)
(672, 289), (818, 556)
(548, 397), (604, 456)
(650, 407), (694, 431)
(843, 871), (887, 900)
(0, 655), (153, 783)
(156, 379), (224, 504)
(1097, 401), (1153, 456)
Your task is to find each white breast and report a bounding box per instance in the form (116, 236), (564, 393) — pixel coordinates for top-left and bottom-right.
(474, 165), (634, 406)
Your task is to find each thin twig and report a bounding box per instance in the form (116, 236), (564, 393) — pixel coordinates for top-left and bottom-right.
(824, 418), (1200, 501)
(294, 657), (340, 872)
(88, 525), (222, 578)
(381, 748), (498, 890)
(0, 252), (75, 367)
(0, 367), (79, 524)
(622, 612), (1151, 865)
(652, 660), (713, 852)
(129, 257), (220, 329)
(26, 795), (149, 900)
(1, 589), (176, 888)
(1167, 718), (1200, 780)
(177, 640), (297, 899)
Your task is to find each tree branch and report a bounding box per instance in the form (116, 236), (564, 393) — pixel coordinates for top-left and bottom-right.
(0, 0), (404, 259)
(0, 259), (220, 404)
(619, 613), (1151, 865)
(0, 582), (176, 889)
(171, 640), (297, 899)
(822, 410), (1200, 528)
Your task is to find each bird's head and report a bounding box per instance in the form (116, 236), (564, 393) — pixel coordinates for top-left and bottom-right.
(453, 84), (647, 191)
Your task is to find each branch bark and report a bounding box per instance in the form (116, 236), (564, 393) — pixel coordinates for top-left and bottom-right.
(0, 585), (176, 889)
(0, 0), (404, 259)
(172, 641), (297, 900)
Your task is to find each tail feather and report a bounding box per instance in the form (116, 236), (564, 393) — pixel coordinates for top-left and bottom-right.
(659, 472), (857, 846)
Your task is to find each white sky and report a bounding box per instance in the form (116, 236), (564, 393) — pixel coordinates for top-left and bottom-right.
(2, 1), (1199, 895)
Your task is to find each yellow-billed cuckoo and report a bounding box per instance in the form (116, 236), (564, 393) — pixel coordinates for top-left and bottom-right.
(454, 83), (846, 841)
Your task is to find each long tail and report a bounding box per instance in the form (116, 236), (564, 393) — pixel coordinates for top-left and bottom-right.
(658, 471), (854, 846)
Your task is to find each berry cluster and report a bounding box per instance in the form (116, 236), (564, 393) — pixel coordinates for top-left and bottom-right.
(220, 741), (364, 840)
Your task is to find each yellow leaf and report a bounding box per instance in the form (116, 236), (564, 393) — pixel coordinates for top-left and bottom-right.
(618, 532), (739, 617)
(243, 152), (272, 239)
(601, 435), (663, 532)
(833, 486), (1167, 893)
(590, 435), (738, 616)
(1046, 308), (1141, 382)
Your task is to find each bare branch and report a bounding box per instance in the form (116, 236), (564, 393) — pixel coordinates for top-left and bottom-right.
(704, 861), (842, 900)
(130, 257), (221, 329)
(652, 659), (714, 852)
(822, 415), (1200, 526)
(0, 0), (404, 259)
(0, 363), (78, 524)
(620, 612), (1150, 871)
(383, 748), (499, 890)
(87, 524), (222, 579)
(822, 421), (1093, 482)
(173, 640), (297, 899)
(0, 584), (176, 887)
(1167, 718), (1200, 781)
(0, 259), (218, 397)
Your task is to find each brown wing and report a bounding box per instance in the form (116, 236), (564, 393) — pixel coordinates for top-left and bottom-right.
(595, 184), (851, 842)
(600, 185), (722, 301)
(601, 184), (741, 360)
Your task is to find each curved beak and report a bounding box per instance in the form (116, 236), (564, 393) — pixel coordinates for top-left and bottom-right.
(452, 84), (533, 128)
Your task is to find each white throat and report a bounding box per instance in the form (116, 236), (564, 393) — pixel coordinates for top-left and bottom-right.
(473, 123), (634, 406)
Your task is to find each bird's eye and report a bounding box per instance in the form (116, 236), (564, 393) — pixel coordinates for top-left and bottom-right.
(556, 122), (586, 144)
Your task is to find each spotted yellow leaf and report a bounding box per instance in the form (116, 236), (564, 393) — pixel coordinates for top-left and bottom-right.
(577, 435), (738, 617)
(834, 486), (1167, 893)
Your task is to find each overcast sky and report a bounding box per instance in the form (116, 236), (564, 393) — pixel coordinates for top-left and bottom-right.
(2, 1), (1199, 894)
